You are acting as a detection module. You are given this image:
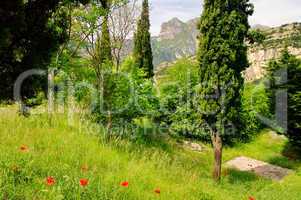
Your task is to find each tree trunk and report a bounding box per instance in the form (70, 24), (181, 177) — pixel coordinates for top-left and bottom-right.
(48, 70), (55, 114)
(211, 132), (223, 182)
(107, 110), (112, 134)
(116, 53), (121, 72)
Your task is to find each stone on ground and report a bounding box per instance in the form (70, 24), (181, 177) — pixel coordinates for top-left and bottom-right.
(183, 141), (204, 152)
(225, 156), (293, 181)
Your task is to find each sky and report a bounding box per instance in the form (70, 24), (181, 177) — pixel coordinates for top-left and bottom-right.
(148, 0), (301, 36)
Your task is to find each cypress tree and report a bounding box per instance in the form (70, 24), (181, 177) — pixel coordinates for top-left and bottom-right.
(133, 0), (154, 78)
(99, 0), (112, 64)
(197, 0), (253, 181)
(97, 0), (114, 131)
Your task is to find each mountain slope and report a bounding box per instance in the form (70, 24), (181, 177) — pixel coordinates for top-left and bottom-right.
(151, 18), (198, 66)
(246, 23), (301, 81)
(152, 18), (301, 81)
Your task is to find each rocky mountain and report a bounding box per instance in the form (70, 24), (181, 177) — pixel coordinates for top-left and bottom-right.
(152, 18), (301, 81)
(151, 17), (198, 66)
(121, 17), (198, 66)
(245, 23), (301, 81)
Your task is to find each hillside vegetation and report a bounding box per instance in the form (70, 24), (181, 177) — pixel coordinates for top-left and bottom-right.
(1, 1), (301, 199)
(0, 106), (301, 200)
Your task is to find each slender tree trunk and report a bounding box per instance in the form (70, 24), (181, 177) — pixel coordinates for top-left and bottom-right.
(67, 78), (76, 126)
(211, 132), (223, 182)
(107, 110), (112, 133)
(47, 69), (55, 125)
(116, 56), (120, 72)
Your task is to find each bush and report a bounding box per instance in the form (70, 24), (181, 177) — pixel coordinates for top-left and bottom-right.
(267, 50), (301, 145)
(24, 91), (46, 107)
(156, 59), (208, 139)
(240, 82), (270, 140)
(91, 57), (160, 136)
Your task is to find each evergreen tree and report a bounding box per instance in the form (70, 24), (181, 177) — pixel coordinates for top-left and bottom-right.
(99, 0), (113, 64)
(267, 50), (301, 146)
(197, 0), (253, 181)
(133, 0), (153, 78)
(95, 0), (114, 131)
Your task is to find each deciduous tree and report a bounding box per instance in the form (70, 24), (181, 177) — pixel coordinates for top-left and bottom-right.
(0, 0), (88, 101)
(109, 0), (139, 70)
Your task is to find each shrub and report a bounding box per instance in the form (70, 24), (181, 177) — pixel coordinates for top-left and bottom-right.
(267, 50), (301, 145)
(240, 82), (270, 140)
(91, 57), (160, 136)
(156, 59), (207, 139)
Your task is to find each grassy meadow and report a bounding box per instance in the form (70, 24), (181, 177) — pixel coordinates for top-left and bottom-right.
(0, 105), (300, 200)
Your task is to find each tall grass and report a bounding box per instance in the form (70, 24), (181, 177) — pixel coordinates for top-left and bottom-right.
(0, 106), (300, 199)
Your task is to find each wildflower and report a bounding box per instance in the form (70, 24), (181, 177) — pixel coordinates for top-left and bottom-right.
(46, 176), (55, 186)
(249, 196), (256, 200)
(154, 188), (161, 194)
(79, 178), (89, 187)
(20, 145), (28, 152)
(120, 181), (129, 187)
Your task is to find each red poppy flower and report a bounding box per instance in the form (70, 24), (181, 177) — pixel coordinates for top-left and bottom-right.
(46, 176), (55, 186)
(120, 181), (129, 187)
(154, 188), (161, 194)
(79, 178), (89, 187)
(20, 145), (28, 152)
(249, 196), (256, 200)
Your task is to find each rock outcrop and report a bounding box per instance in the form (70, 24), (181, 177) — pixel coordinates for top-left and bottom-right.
(151, 17), (198, 66)
(245, 23), (301, 81)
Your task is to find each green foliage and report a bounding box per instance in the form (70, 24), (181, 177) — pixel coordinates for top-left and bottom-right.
(24, 92), (46, 107)
(0, 0), (89, 101)
(92, 57), (159, 134)
(98, 4), (113, 64)
(196, 0), (253, 141)
(157, 59), (207, 139)
(248, 29), (266, 45)
(157, 59), (270, 144)
(133, 0), (154, 78)
(240, 83), (270, 140)
(267, 50), (301, 145)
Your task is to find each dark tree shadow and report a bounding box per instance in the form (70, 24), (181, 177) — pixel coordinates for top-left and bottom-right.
(282, 142), (301, 161)
(268, 156), (300, 170)
(226, 169), (260, 184)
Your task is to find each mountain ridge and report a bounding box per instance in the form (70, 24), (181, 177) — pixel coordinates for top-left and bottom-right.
(151, 17), (301, 81)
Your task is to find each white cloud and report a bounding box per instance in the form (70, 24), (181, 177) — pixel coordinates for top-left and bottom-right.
(147, 0), (301, 36)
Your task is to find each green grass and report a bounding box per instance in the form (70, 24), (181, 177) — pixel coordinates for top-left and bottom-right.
(0, 106), (301, 200)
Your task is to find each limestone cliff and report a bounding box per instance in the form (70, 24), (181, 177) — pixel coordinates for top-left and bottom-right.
(245, 23), (301, 81)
